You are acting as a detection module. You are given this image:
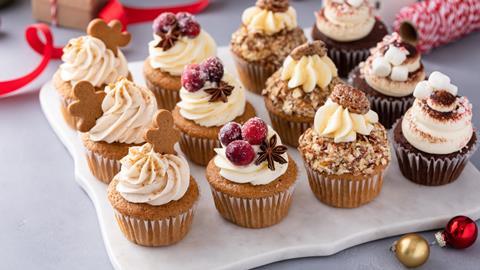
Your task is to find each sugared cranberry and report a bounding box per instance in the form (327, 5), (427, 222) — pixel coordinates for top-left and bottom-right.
(241, 117), (268, 145)
(219, 122), (242, 146)
(152, 13), (177, 34)
(203, 57), (224, 82)
(181, 64), (206, 92)
(177, 12), (201, 38)
(226, 140), (255, 166)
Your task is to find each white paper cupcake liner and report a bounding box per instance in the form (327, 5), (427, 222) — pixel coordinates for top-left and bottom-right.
(267, 110), (312, 147)
(59, 96), (79, 130)
(85, 149), (121, 184)
(145, 79), (179, 111)
(179, 132), (220, 166)
(232, 52), (277, 95)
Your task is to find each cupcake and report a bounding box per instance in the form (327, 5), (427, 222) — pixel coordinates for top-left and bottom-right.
(172, 57), (256, 166)
(298, 84), (391, 208)
(144, 12), (217, 110)
(108, 110), (199, 246)
(263, 41), (342, 147)
(349, 33), (426, 128)
(311, 0), (388, 77)
(54, 19), (131, 129)
(393, 72), (478, 186)
(230, 0), (307, 94)
(206, 117), (297, 228)
(69, 78), (157, 184)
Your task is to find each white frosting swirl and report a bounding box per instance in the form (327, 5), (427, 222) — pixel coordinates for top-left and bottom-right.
(280, 54), (338, 92)
(148, 30), (217, 76)
(89, 78), (157, 144)
(177, 72), (246, 127)
(214, 127), (288, 185)
(115, 143), (190, 206)
(313, 99), (379, 143)
(60, 36), (128, 87)
(242, 6), (297, 35)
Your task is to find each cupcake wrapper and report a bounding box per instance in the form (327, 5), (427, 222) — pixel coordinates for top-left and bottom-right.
(368, 94), (415, 129)
(85, 149), (121, 184)
(179, 132), (220, 166)
(267, 110), (312, 147)
(232, 52), (277, 95)
(145, 79), (179, 111)
(113, 206), (196, 247)
(304, 165), (384, 208)
(328, 47), (370, 78)
(209, 185), (295, 228)
(59, 96), (79, 130)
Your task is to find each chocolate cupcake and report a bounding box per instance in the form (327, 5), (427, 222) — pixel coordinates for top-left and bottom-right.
(349, 33), (426, 128)
(393, 72), (478, 186)
(298, 84), (391, 208)
(230, 0), (307, 94)
(262, 41), (342, 147)
(311, 0), (387, 77)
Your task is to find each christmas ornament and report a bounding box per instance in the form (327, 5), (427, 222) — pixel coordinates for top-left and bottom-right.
(393, 0), (480, 53)
(392, 233), (430, 268)
(435, 215), (478, 249)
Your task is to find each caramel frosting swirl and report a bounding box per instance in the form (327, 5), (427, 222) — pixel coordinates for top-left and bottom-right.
(242, 4), (297, 35)
(115, 143), (190, 206)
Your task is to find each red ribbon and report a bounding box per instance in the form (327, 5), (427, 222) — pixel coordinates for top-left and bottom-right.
(0, 0), (209, 96)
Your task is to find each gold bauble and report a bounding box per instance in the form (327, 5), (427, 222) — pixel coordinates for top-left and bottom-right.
(394, 233), (430, 268)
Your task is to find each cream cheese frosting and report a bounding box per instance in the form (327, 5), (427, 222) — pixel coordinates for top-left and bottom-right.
(60, 36), (129, 87)
(89, 78), (157, 144)
(177, 72), (246, 127)
(115, 143), (190, 206)
(214, 127), (288, 185)
(242, 6), (297, 35)
(148, 30), (217, 76)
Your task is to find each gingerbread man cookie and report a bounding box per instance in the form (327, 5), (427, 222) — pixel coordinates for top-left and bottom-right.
(68, 81), (106, 132)
(145, 110), (180, 155)
(87, 19), (131, 56)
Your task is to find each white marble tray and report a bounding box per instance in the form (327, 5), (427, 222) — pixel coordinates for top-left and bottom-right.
(39, 47), (480, 270)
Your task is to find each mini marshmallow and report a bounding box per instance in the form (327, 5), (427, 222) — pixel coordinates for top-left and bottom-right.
(371, 57), (391, 77)
(347, 0), (363, 7)
(444, 83), (458, 96)
(390, 66), (409, 81)
(413, 81), (433, 99)
(428, 71), (451, 90)
(384, 46), (407, 66)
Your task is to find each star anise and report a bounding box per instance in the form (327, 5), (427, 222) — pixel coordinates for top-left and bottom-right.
(255, 134), (288, 171)
(155, 27), (181, 50)
(204, 81), (234, 103)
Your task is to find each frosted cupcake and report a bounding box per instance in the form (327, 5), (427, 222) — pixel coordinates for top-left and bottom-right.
(311, 0), (387, 77)
(263, 41), (342, 146)
(393, 72), (478, 186)
(108, 110), (199, 246)
(54, 19), (131, 129)
(230, 0), (307, 94)
(172, 57), (256, 166)
(298, 84), (391, 208)
(206, 117), (297, 228)
(144, 12), (216, 110)
(349, 33), (426, 128)
(69, 78), (157, 184)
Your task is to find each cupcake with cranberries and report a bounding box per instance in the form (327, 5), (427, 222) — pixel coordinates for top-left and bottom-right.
(311, 0), (387, 77)
(298, 84), (391, 208)
(172, 57), (256, 166)
(54, 19), (131, 130)
(108, 110), (199, 246)
(263, 41), (342, 147)
(144, 12), (217, 110)
(393, 72), (478, 186)
(349, 33), (426, 128)
(206, 117), (297, 228)
(230, 0), (307, 94)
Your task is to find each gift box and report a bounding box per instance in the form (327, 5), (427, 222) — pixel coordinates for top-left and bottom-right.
(31, 0), (107, 29)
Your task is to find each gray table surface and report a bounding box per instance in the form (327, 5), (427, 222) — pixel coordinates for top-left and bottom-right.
(1, 0), (479, 269)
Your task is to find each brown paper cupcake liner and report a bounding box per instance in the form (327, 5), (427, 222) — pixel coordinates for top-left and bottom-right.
(85, 149), (121, 184)
(304, 165), (384, 208)
(328, 47), (370, 78)
(59, 96), (80, 130)
(232, 52), (277, 95)
(145, 79), (179, 111)
(368, 94), (415, 129)
(209, 184), (295, 228)
(267, 110), (312, 147)
(113, 206), (196, 247)
(179, 132), (220, 166)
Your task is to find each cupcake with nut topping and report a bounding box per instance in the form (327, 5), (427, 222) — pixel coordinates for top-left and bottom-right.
(393, 72), (478, 186)
(231, 0), (307, 94)
(206, 117), (297, 228)
(311, 0), (387, 77)
(263, 41), (342, 146)
(298, 84), (391, 208)
(349, 33), (426, 128)
(144, 12), (217, 110)
(172, 57), (256, 166)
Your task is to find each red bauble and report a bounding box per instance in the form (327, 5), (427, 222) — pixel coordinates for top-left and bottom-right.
(436, 215), (478, 249)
